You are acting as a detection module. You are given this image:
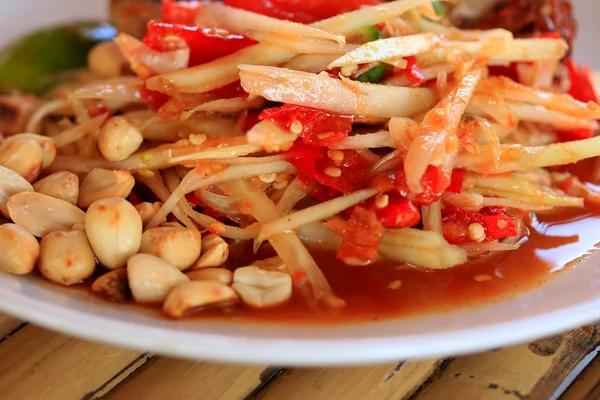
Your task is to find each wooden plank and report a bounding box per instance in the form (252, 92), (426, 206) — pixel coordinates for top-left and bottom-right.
(560, 351), (600, 400)
(253, 360), (445, 400)
(103, 358), (270, 400)
(412, 325), (600, 400)
(0, 324), (144, 400)
(0, 314), (24, 339)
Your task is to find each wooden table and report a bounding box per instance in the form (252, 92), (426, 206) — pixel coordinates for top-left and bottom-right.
(1, 315), (600, 400)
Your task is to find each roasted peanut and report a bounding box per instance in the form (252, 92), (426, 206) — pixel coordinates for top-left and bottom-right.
(127, 253), (189, 303)
(78, 168), (135, 209)
(0, 137), (44, 182)
(187, 268), (233, 285)
(140, 226), (201, 270)
(92, 268), (130, 301)
(0, 165), (33, 218)
(98, 116), (143, 162)
(85, 197), (142, 269)
(232, 267), (292, 308)
(38, 230), (96, 285)
(7, 192), (85, 237)
(0, 223), (39, 274)
(88, 41), (127, 79)
(191, 234), (229, 269)
(33, 171), (79, 205)
(135, 201), (163, 227)
(5, 133), (57, 169)
(251, 256), (286, 272)
(163, 280), (239, 318)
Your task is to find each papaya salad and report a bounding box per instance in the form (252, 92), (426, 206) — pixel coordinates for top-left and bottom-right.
(0, 0), (599, 319)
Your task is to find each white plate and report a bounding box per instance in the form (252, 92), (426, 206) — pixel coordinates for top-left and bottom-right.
(0, 0), (599, 366)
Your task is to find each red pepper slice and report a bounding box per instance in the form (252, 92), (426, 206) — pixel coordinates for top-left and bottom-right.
(224, 0), (379, 24)
(143, 21), (255, 67)
(283, 141), (374, 194)
(441, 206), (518, 244)
(324, 206), (383, 266)
(260, 104), (354, 147)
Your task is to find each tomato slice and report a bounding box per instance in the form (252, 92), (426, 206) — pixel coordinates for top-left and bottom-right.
(442, 206), (518, 244)
(161, 0), (203, 26)
(224, 0), (379, 23)
(374, 195), (420, 229)
(566, 58), (598, 104)
(143, 21), (255, 67)
(325, 206), (383, 266)
(260, 104), (354, 147)
(283, 141), (374, 194)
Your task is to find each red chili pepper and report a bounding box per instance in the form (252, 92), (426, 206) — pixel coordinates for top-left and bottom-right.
(143, 21), (255, 67)
(393, 56), (425, 86)
(375, 195), (420, 229)
(161, 0), (203, 26)
(324, 206), (384, 266)
(224, 0), (379, 24)
(283, 141), (374, 194)
(441, 206), (518, 244)
(260, 104), (354, 147)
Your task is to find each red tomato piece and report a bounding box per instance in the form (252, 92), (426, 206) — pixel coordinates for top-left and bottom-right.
(441, 206), (518, 244)
(143, 21), (255, 67)
(224, 0), (379, 23)
(369, 165), (457, 206)
(284, 141), (374, 194)
(260, 104), (354, 147)
(565, 58), (598, 104)
(555, 127), (594, 142)
(447, 169), (466, 194)
(185, 193), (226, 221)
(375, 196), (420, 229)
(140, 85), (170, 111)
(393, 56), (425, 86)
(488, 63), (520, 82)
(325, 206), (383, 266)
(161, 0), (204, 26)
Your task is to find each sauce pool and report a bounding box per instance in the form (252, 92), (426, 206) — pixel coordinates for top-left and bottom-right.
(196, 206), (600, 324)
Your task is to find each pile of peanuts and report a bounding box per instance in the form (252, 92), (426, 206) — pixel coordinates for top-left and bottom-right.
(0, 131), (293, 318)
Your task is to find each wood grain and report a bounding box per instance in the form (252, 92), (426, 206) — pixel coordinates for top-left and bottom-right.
(253, 360), (445, 400)
(561, 349), (600, 400)
(0, 314), (24, 339)
(103, 357), (269, 400)
(412, 325), (600, 400)
(0, 325), (143, 400)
